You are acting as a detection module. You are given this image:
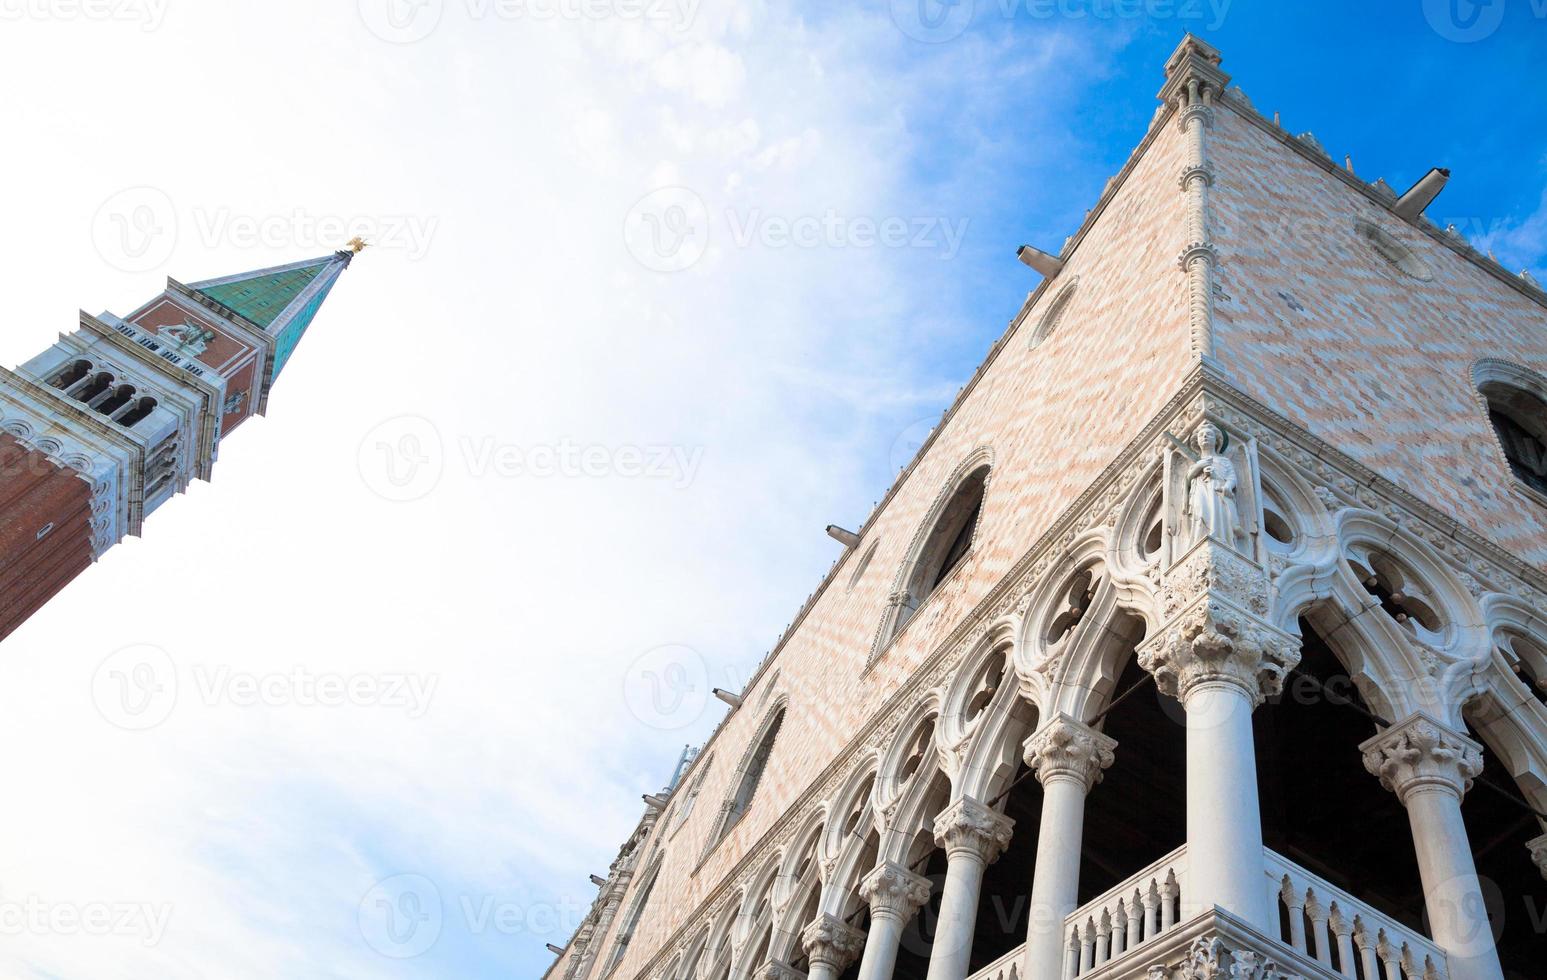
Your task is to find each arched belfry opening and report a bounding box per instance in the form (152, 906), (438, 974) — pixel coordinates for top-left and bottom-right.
(1253, 619), (1427, 932)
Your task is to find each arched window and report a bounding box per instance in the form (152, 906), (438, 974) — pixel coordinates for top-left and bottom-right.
(48, 359), (91, 391)
(1481, 381), (1547, 495)
(895, 462), (989, 635)
(601, 857), (662, 976)
(668, 758), (711, 836)
(73, 372), (115, 406)
(97, 384), (137, 418)
(117, 396), (158, 428)
(712, 707), (786, 845)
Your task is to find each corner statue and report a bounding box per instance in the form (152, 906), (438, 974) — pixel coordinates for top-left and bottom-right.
(1185, 422), (1243, 545)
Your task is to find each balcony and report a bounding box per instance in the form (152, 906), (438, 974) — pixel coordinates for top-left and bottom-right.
(966, 845), (1449, 980)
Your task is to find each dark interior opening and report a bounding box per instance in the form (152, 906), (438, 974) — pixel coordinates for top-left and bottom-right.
(1254, 619), (1425, 932)
(1077, 653), (1187, 904)
(967, 761), (1045, 971)
(1460, 724), (1547, 979)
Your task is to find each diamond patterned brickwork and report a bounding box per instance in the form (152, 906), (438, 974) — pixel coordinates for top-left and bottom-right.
(600, 108), (1195, 977)
(1207, 103), (1547, 563)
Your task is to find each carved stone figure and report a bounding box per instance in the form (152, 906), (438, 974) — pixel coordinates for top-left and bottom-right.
(1185, 422), (1243, 546)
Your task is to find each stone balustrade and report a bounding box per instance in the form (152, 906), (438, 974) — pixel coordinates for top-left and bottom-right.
(1264, 850), (1448, 980)
(958, 845), (1453, 980)
(1064, 846), (1189, 978)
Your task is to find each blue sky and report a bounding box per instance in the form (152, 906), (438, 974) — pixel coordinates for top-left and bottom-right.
(0, 2), (1542, 979)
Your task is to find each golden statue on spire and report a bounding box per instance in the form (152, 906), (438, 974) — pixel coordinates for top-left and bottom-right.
(346, 236), (369, 254)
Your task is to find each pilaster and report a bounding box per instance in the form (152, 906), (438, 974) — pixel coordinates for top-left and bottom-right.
(1158, 34), (1229, 362)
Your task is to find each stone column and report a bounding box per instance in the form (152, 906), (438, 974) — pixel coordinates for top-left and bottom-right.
(1529, 832), (1547, 882)
(800, 914), (866, 980)
(1361, 713), (1504, 980)
(855, 862), (932, 980)
(925, 797), (1013, 980)
(1137, 587), (1298, 933)
(1020, 714), (1117, 980)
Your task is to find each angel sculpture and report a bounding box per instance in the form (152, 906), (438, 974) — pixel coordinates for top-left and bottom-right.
(1185, 422), (1243, 545)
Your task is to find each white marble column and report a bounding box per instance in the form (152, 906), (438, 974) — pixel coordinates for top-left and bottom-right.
(1183, 677), (1271, 930)
(1362, 713), (1504, 980)
(855, 863), (933, 980)
(800, 914), (866, 980)
(1137, 597), (1295, 933)
(925, 797), (1013, 980)
(1020, 714), (1117, 980)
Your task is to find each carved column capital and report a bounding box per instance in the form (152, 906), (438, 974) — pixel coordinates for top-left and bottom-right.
(1137, 592), (1299, 707)
(758, 960), (807, 980)
(1360, 712), (1484, 804)
(931, 797), (1013, 866)
(1528, 833), (1547, 882)
(858, 861), (932, 922)
(1023, 713), (1116, 791)
(798, 914), (865, 973)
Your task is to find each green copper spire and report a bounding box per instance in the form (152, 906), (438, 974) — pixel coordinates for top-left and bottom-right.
(189, 241), (361, 381)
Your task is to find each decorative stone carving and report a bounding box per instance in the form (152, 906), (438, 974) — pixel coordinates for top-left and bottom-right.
(1144, 937), (1306, 980)
(1023, 713), (1117, 791)
(858, 861), (933, 922)
(798, 914), (864, 973)
(1528, 833), (1547, 882)
(1138, 591), (1299, 706)
(758, 959), (807, 980)
(1360, 712), (1484, 803)
(931, 797), (1013, 865)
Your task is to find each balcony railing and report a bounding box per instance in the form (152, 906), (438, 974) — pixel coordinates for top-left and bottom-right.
(963, 845), (1450, 980)
(1264, 850), (1448, 980)
(1065, 846), (1189, 977)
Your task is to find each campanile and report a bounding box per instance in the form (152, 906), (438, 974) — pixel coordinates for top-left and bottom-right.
(0, 243), (359, 640)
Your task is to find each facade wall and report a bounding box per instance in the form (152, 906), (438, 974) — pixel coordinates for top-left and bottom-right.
(1207, 97), (1547, 563)
(595, 99), (1199, 980)
(0, 433), (93, 639)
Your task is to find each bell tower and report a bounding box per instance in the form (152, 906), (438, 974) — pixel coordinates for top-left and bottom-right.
(0, 241), (361, 640)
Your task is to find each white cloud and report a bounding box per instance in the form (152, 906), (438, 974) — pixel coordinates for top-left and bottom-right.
(0, 2), (1127, 977)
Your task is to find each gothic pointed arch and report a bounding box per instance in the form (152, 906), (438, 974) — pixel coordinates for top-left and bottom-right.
(706, 699), (789, 852)
(1473, 358), (1547, 499)
(871, 448), (993, 660)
